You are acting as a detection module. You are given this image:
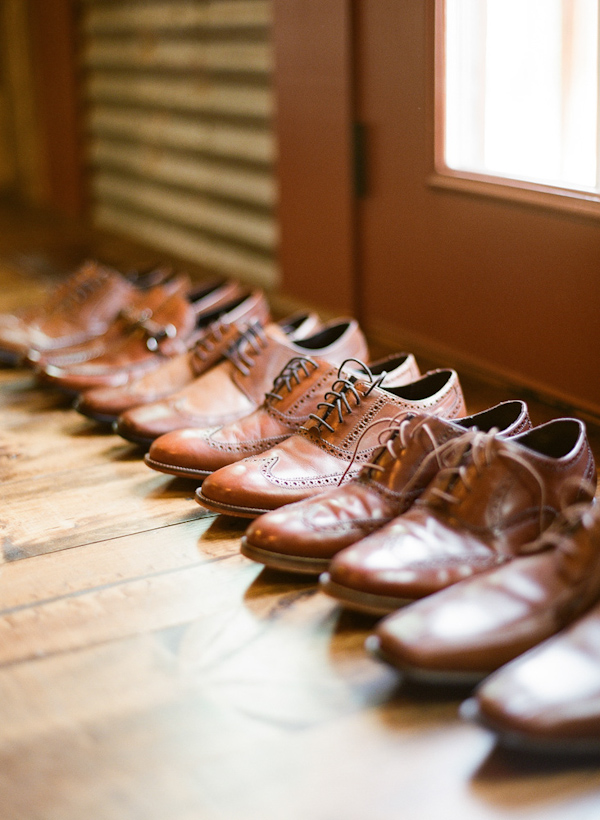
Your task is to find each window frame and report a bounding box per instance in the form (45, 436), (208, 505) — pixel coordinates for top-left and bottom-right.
(430, 0), (600, 221)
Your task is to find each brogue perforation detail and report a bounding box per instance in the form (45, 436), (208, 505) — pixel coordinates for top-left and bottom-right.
(203, 433), (289, 456)
(339, 396), (390, 450)
(258, 454), (361, 489)
(300, 510), (393, 535)
(265, 370), (336, 427)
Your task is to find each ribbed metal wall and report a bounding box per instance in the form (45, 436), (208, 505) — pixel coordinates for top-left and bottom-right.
(80, 0), (277, 287)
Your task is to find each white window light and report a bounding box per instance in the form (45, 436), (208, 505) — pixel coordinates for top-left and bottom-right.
(443, 0), (599, 193)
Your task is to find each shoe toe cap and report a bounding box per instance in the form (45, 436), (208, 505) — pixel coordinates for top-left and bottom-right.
(120, 401), (191, 441)
(77, 386), (134, 420)
(200, 460), (281, 510)
(147, 429), (212, 471)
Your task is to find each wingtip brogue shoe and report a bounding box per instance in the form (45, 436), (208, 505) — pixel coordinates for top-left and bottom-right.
(321, 418), (596, 616)
(370, 494), (600, 686)
(241, 400), (532, 575)
(197, 368), (466, 518)
(76, 288), (270, 425)
(143, 318), (369, 471)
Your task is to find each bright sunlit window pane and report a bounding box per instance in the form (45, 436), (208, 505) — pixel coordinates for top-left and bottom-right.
(444, 0), (599, 191)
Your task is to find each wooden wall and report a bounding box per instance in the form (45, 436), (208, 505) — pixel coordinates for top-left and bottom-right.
(0, 0), (49, 204)
(80, 0), (278, 287)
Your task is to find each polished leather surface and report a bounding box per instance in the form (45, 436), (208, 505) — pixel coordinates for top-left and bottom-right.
(325, 418), (596, 612)
(197, 368), (466, 516)
(112, 310), (320, 437)
(0, 261), (135, 361)
(471, 590), (600, 750)
(26, 266), (183, 369)
(373, 499), (600, 680)
(144, 318), (369, 471)
(77, 289), (269, 424)
(242, 401), (532, 573)
(152, 352), (419, 475)
(39, 279), (241, 393)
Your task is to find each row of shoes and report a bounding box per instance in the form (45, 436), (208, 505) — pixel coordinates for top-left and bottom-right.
(2, 260), (600, 758)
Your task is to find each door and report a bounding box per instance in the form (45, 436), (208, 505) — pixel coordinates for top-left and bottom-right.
(354, 0), (600, 412)
(274, 0), (600, 414)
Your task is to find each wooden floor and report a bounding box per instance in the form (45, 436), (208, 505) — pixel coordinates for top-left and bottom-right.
(2, 208), (600, 820)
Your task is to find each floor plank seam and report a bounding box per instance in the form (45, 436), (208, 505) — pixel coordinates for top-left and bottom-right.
(0, 554), (242, 618)
(0, 515), (222, 563)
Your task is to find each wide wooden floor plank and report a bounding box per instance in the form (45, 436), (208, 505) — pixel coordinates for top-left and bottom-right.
(1, 408), (142, 480)
(0, 458), (211, 558)
(0, 517), (234, 608)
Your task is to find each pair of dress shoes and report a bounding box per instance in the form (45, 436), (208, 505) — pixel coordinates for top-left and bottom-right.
(461, 514), (600, 756)
(139, 320), (468, 513)
(368, 471), (600, 757)
(38, 277), (252, 397)
(193, 364), (465, 516)
(0, 260), (172, 366)
(242, 405), (594, 609)
(27, 265), (191, 371)
(75, 289), (277, 424)
(114, 312), (353, 446)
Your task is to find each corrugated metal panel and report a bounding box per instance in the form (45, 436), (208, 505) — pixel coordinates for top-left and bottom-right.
(84, 1), (271, 32)
(81, 0), (278, 287)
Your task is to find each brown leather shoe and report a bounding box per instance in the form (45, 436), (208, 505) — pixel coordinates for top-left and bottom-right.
(196, 368), (466, 518)
(38, 279), (242, 395)
(241, 400), (532, 575)
(26, 268), (194, 370)
(146, 352), (419, 475)
(76, 289), (270, 425)
(117, 312), (324, 446)
(0, 261), (138, 365)
(321, 418), (596, 615)
(369, 494), (600, 686)
(144, 318), (369, 470)
(462, 579), (600, 755)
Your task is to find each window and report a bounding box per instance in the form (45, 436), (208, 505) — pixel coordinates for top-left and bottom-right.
(435, 0), (600, 212)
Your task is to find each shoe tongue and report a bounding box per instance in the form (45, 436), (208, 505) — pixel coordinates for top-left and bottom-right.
(343, 364), (400, 391)
(265, 323), (294, 346)
(344, 364), (368, 380)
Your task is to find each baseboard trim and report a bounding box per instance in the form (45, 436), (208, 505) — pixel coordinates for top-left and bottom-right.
(367, 317), (600, 425)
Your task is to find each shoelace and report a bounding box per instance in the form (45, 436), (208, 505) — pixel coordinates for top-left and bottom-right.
(223, 321), (267, 376)
(336, 411), (442, 485)
(140, 317), (178, 351)
(193, 320), (230, 362)
(264, 356), (318, 404)
(118, 305), (178, 350)
(118, 305), (154, 329)
(47, 265), (109, 314)
(423, 428), (553, 536)
(363, 415), (440, 474)
(302, 359), (387, 435)
(527, 486), (598, 555)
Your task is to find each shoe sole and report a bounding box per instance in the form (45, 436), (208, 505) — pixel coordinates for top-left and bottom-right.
(113, 423), (156, 448)
(319, 572), (412, 616)
(365, 635), (488, 687)
(195, 489), (269, 518)
(461, 697), (600, 757)
(73, 398), (118, 425)
(36, 374), (81, 398)
(144, 455), (211, 480)
(240, 536), (328, 575)
(0, 348), (22, 366)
